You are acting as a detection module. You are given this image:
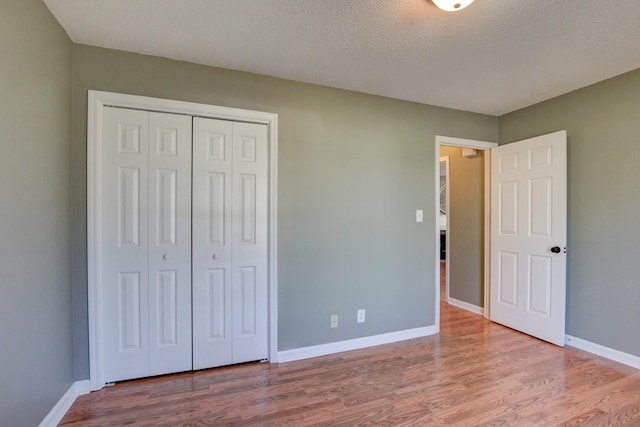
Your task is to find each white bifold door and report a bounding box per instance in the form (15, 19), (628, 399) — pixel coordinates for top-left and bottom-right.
(192, 117), (269, 370)
(101, 107), (193, 382)
(99, 108), (268, 383)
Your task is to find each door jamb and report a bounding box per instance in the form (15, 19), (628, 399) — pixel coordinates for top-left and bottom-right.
(434, 136), (497, 330)
(439, 156), (450, 302)
(87, 90), (279, 391)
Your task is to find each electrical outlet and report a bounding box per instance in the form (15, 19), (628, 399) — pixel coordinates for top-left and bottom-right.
(331, 314), (339, 328)
(357, 309), (365, 323)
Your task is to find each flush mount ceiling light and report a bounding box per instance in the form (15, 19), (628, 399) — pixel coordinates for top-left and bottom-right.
(432, 0), (474, 12)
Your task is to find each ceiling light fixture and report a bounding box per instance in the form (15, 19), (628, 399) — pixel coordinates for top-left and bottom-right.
(432, 0), (474, 12)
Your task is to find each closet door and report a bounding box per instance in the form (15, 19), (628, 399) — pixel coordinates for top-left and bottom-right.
(231, 122), (268, 363)
(192, 117), (268, 370)
(148, 112), (193, 376)
(101, 107), (192, 383)
(192, 118), (234, 369)
(102, 107), (150, 382)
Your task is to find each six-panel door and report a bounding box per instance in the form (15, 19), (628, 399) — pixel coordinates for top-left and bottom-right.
(101, 108), (193, 382)
(192, 117), (269, 370)
(101, 108), (269, 382)
(490, 131), (567, 346)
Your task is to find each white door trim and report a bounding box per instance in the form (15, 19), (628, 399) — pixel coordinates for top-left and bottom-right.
(87, 90), (279, 391)
(434, 136), (497, 329)
(439, 156), (450, 302)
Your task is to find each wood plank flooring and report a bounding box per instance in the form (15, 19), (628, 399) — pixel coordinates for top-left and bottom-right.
(61, 264), (640, 425)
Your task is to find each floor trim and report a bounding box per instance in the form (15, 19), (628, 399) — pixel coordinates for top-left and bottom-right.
(277, 326), (437, 363)
(565, 335), (640, 370)
(39, 380), (90, 427)
(447, 297), (484, 316)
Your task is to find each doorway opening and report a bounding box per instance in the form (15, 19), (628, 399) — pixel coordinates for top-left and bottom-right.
(434, 136), (496, 331)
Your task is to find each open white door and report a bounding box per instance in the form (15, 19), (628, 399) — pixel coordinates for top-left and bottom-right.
(490, 131), (567, 346)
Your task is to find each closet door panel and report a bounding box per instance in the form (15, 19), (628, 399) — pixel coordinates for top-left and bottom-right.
(148, 112), (193, 375)
(102, 107), (150, 382)
(192, 117), (234, 369)
(231, 122), (269, 363)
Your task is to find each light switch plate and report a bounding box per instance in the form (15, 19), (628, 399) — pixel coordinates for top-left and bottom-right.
(416, 209), (424, 223)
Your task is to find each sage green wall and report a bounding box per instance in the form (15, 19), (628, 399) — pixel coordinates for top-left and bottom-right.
(499, 68), (640, 358)
(440, 147), (485, 307)
(70, 44), (498, 379)
(0, 0), (73, 425)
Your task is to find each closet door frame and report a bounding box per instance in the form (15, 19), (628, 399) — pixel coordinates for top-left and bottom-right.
(87, 90), (279, 391)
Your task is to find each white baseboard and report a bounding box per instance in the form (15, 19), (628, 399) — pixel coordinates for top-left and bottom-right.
(39, 380), (90, 427)
(565, 335), (640, 370)
(277, 326), (437, 363)
(447, 297), (484, 316)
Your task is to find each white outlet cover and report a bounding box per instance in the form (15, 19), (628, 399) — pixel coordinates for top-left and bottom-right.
(416, 209), (424, 223)
(331, 314), (338, 328)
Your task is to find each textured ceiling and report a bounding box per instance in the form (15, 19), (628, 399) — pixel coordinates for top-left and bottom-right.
(43, 0), (640, 115)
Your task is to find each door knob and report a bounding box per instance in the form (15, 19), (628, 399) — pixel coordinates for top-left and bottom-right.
(212, 254), (217, 260)
(550, 246), (561, 254)
(162, 253), (169, 260)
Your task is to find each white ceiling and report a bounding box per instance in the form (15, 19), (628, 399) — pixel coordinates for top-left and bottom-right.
(43, 0), (640, 116)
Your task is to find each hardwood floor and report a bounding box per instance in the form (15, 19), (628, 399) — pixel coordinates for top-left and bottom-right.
(61, 265), (640, 426)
